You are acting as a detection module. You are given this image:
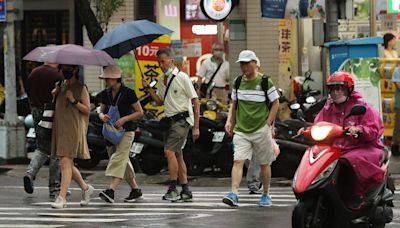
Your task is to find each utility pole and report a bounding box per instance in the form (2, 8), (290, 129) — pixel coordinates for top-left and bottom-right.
(370, 0), (377, 36)
(4, 1), (17, 125)
(0, 0), (25, 161)
(217, 22), (224, 46)
(325, 0), (339, 41)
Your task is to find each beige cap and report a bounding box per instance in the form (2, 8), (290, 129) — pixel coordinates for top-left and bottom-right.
(99, 65), (122, 79)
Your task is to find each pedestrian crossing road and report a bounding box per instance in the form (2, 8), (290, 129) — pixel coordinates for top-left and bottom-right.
(0, 185), (400, 227)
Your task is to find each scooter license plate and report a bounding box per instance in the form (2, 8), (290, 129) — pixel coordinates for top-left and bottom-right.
(212, 132), (225, 142)
(26, 128), (36, 138)
(130, 143), (144, 157)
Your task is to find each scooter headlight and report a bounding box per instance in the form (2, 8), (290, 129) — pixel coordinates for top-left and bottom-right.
(311, 125), (333, 141)
(311, 160), (338, 185)
(206, 100), (218, 111)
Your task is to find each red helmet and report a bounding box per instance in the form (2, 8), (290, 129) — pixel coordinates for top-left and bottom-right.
(327, 71), (354, 92)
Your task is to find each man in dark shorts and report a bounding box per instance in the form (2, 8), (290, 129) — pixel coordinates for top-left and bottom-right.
(143, 48), (200, 202)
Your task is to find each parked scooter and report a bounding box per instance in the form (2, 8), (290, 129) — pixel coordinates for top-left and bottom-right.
(292, 105), (394, 228)
(128, 81), (166, 175)
(183, 115), (232, 176)
(182, 92), (233, 176)
(129, 117), (165, 175)
(272, 119), (311, 178)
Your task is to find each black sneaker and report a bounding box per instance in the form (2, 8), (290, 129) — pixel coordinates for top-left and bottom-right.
(99, 189), (115, 203)
(124, 189), (143, 203)
(179, 190), (193, 202)
(23, 176), (33, 194)
(162, 188), (179, 202)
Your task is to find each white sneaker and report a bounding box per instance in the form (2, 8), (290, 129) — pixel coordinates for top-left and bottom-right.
(51, 196), (66, 209)
(80, 184), (94, 206)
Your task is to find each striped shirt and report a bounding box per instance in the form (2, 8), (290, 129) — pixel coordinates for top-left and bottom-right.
(231, 73), (279, 133)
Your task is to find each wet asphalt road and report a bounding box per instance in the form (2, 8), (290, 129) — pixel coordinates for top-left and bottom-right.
(0, 171), (400, 227)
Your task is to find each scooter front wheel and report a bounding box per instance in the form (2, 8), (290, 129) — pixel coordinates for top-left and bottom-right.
(292, 198), (330, 228)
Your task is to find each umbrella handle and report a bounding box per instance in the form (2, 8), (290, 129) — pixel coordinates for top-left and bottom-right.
(134, 49), (145, 79)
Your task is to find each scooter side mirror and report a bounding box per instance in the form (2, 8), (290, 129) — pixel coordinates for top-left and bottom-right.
(345, 105), (367, 119)
(343, 105), (367, 129)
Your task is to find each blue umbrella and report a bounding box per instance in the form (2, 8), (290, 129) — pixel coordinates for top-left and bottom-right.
(94, 19), (173, 59)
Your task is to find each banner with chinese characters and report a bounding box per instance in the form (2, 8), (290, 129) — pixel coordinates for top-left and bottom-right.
(278, 19), (297, 93)
(277, 19), (297, 120)
(135, 35), (171, 118)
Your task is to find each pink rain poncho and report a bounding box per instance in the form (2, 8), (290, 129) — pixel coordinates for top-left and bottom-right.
(314, 91), (385, 196)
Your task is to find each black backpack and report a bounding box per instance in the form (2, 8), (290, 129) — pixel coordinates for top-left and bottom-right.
(234, 74), (272, 109)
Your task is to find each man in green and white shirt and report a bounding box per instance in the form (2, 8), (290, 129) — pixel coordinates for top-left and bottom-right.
(223, 50), (280, 207)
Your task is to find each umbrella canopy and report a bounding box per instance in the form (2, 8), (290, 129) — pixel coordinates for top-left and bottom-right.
(23, 44), (115, 66)
(94, 19), (173, 58)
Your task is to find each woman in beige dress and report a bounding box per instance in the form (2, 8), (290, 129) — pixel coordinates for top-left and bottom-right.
(51, 64), (94, 209)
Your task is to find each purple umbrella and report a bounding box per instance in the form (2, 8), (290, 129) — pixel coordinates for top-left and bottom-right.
(23, 44), (115, 66)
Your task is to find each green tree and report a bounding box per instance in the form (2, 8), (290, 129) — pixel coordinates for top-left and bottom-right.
(75, 0), (125, 45)
(91, 0), (125, 32)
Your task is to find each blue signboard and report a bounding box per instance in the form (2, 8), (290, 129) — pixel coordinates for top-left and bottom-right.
(0, 0), (6, 22)
(261, 0), (288, 18)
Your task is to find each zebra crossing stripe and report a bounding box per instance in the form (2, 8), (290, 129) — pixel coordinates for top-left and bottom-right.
(143, 193), (296, 198)
(35, 212), (185, 217)
(0, 217), (128, 223)
(32, 201), (293, 207)
(0, 225), (65, 228)
(0, 207), (236, 212)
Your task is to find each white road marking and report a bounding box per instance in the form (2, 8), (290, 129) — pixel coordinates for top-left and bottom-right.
(0, 225), (65, 228)
(0, 207), (235, 212)
(32, 201), (293, 207)
(0, 217), (128, 223)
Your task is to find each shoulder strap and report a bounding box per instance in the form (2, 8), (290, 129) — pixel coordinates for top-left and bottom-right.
(164, 74), (177, 100)
(261, 74), (272, 109)
(234, 75), (243, 110)
(115, 86), (128, 106)
(207, 62), (223, 86)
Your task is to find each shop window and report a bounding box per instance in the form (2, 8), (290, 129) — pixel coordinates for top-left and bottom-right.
(229, 20), (245, 41)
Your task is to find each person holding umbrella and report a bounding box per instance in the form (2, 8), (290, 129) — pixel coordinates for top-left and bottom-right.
(142, 48), (200, 202)
(97, 65), (145, 203)
(50, 64), (94, 209)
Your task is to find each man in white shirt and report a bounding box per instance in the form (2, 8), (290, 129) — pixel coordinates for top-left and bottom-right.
(143, 48), (200, 202)
(197, 43), (230, 104)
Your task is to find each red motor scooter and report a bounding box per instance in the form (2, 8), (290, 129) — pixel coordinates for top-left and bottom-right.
(292, 105), (394, 228)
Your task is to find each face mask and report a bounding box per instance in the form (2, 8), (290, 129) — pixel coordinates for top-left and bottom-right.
(213, 50), (223, 58)
(165, 68), (173, 76)
(330, 90), (347, 104)
(62, 70), (74, 79)
(333, 95), (347, 104)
